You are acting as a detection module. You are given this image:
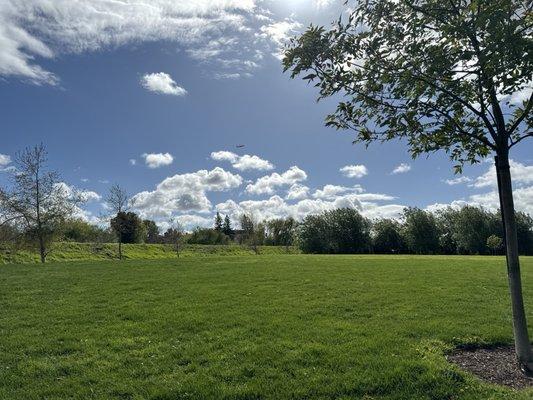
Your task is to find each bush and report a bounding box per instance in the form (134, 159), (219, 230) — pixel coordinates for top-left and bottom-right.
(187, 228), (230, 245)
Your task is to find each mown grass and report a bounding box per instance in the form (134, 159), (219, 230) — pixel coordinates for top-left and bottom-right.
(1, 255), (533, 399)
(0, 242), (299, 264)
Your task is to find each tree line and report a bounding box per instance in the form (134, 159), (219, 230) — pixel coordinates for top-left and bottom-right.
(2, 145), (532, 261)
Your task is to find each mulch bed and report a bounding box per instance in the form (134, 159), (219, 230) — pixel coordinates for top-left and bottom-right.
(447, 345), (533, 390)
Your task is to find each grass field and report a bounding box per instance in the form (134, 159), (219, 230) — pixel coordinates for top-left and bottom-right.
(1, 255), (533, 399)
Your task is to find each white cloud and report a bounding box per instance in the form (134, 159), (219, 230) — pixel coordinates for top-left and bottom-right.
(444, 176), (472, 185)
(141, 72), (187, 96)
(211, 151), (239, 163)
(233, 155), (274, 171)
(427, 160), (533, 216)
(246, 166), (307, 195)
(286, 184), (309, 200)
(340, 164), (368, 179)
(131, 167), (242, 219)
(0, 154), (11, 167)
(142, 153), (174, 169)
(313, 184), (363, 200)
(472, 160), (533, 188)
(129, 159), (137, 166)
(210, 150), (274, 171)
(257, 19), (302, 58)
(391, 163), (411, 174)
(216, 190), (403, 225)
(0, 0), (257, 84)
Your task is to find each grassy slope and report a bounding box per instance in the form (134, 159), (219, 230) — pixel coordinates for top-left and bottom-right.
(0, 242), (299, 264)
(1, 255), (532, 399)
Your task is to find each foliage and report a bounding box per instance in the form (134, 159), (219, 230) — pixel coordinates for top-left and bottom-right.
(110, 212), (145, 244)
(264, 217), (297, 247)
(403, 208), (440, 254)
(143, 219), (160, 244)
(61, 219), (113, 243)
(214, 212), (223, 232)
(187, 228), (230, 245)
(283, 0), (532, 169)
(487, 234), (504, 255)
(298, 208), (372, 254)
(372, 218), (406, 254)
(222, 214), (233, 237)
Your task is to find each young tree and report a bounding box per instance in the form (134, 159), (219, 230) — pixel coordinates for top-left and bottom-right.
(0, 144), (82, 263)
(487, 235), (504, 255)
(240, 213), (259, 254)
(214, 212), (223, 232)
(164, 219), (185, 258)
(106, 184), (128, 259)
(284, 0), (533, 373)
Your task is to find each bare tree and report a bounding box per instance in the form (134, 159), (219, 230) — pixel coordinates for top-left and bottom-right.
(164, 218), (185, 258)
(106, 184), (129, 259)
(0, 144), (82, 263)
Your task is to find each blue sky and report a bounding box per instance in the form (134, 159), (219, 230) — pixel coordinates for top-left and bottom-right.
(1, 0), (532, 229)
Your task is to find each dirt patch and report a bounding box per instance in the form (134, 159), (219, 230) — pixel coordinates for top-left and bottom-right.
(447, 345), (533, 390)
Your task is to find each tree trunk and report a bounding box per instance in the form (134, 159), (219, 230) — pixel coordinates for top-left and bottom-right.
(495, 152), (533, 375)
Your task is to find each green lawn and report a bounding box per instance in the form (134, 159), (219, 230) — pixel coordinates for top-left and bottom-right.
(1, 255), (532, 399)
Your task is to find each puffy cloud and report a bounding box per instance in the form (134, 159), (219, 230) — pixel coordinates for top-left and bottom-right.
(426, 160), (533, 216)
(0, 0), (258, 84)
(391, 163), (411, 174)
(211, 150), (274, 171)
(131, 167), (242, 219)
(340, 164), (368, 179)
(472, 160), (533, 188)
(129, 159), (137, 166)
(140, 72), (187, 96)
(286, 184), (309, 200)
(216, 188), (403, 224)
(246, 166), (307, 195)
(211, 151), (238, 163)
(142, 153), (174, 169)
(312, 184), (363, 200)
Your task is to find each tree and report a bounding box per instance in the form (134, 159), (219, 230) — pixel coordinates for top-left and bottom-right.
(214, 212), (223, 232)
(143, 219), (160, 243)
(487, 235), (504, 255)
(222, 214), (234, 237)
(106, 184), (128, 259)
(403, 208), (440, 254)
(187, 228), (229, 245)
(453, 206), (493, 255)
(265, 217), (297, 250)
(298, 209), (371, 254)
(61, 218), (103, 243)
(163, 219), (185, 257)
(284, 0), (533, 373)
(372, 219), (405, 254)
(240, 214), (259, 254)
(0, 144), (82, 263)
(110, 211), (145, 249)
